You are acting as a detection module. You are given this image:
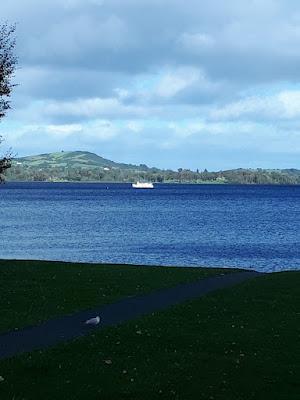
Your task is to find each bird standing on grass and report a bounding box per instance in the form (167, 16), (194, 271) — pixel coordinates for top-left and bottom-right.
(85, 316), (100, 325)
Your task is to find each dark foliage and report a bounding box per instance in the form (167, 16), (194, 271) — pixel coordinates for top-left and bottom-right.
(0, 23), (17, 119)
(0, 23), (17, 181)
(6, 162), (300, 184)
(0, 154), (11, 182)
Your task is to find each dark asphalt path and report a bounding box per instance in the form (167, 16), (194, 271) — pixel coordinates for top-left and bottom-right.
(0, 271), (261, 360)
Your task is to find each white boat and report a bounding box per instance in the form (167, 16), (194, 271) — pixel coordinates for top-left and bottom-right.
(132, 181), (154, 189)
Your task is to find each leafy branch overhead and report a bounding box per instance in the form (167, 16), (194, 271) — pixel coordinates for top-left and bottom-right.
(0, 23), (17, 119)
(0, 22), (17, 181)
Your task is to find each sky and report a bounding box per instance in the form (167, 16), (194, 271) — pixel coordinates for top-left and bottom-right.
(1, 0), (300, 170)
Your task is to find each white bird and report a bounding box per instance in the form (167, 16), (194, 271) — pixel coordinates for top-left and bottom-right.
(85, 316), (100, 326)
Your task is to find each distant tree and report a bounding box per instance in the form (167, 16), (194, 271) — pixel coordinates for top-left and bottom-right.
(0, 23), (17, 182)
(0, 142), (11, 181)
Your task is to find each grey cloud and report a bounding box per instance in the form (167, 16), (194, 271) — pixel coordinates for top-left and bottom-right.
(3, 0), (300, 171)
(4, 0), (300, 101)
(14, 67), (129, 100)
(2, 2), (298, 67)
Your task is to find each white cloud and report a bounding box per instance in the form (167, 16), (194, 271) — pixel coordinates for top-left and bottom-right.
(277, 91), (300, 117)
(85, 120), (119, 140)
(114, 88), (131, 100)
(178, 32), (215, 53)
(168, 121), (205, 138)
(42, 97), (149, 120)
(210, 90), (300, 121)
(45, 124), (83, 137)
(3, 120), (118, 151)
(64, 0), (104, 9)
(155, 68), (201, 98)
(127, 121), (143, 133)
(168, 120), (260, 139)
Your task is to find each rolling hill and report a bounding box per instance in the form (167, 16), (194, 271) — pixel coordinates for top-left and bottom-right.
(14, 151), (150, 171)
(4, 151), (300, 184)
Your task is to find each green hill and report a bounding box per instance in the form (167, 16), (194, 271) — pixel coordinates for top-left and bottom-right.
(5, 150), (300, 184)
(6, 151), (154, 182)
(14, 151), (149, 171)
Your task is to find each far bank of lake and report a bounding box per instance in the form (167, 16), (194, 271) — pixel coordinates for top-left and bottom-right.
(1, 182), (300, 272)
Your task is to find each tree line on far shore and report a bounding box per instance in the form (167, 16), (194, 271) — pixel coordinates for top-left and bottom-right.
(5, 164), (300, 184)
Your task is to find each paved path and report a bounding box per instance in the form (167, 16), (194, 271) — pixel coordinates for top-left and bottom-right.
(0, 271), (261, 360)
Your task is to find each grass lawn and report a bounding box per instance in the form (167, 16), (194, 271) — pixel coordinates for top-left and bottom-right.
(0, 260), (229, 333)
(0, 270), (299, 399)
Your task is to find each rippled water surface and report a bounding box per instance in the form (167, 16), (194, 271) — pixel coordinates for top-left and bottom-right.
(1, 182), (300, 272)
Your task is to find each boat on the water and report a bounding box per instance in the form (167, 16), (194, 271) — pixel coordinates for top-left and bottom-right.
(132, 182), (154, 189)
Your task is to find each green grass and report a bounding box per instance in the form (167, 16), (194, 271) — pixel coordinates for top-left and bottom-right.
(0, 260), (228, 333)
(0, 270), (299, 399)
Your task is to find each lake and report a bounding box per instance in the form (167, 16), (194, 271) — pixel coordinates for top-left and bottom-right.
(0, 182), (300, 272)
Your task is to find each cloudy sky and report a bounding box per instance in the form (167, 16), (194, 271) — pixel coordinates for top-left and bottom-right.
(1, 0), (300, 170)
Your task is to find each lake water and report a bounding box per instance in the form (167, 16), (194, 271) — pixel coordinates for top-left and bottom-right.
(0, 182), (300, 272)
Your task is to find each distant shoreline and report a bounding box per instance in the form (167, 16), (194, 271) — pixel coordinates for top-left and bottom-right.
(5, 151), (300, 185)
(3, 180), (300, 186)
